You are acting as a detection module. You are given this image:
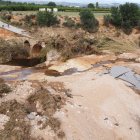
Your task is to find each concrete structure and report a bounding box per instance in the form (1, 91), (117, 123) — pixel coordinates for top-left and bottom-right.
(0, 20), (30, 38)
(53, 8), (58, 12)
(39, 8), (46, 12)
(47, 8), (52, 12)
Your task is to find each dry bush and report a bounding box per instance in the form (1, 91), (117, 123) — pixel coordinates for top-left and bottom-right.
(42, 33), (100, 61)
(0, 78), (11, 97)
(0, 100), (32, 140)
(0, 38), (29, 63)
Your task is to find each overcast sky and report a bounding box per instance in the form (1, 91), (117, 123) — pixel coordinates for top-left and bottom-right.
(10, 0), (140, 4)
(54, 0), (140, 4)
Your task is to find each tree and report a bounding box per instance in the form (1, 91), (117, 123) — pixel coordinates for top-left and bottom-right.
(96, 2), (99, 8)
(79, 9), (99, 32)
(110, 3), (140, 34)
(120, 3), (140, 26)
(111, 7), (122, 27)
(37, 11), (59, 27)
(88, 3), (95, 9)
(47, 1), (56, 7)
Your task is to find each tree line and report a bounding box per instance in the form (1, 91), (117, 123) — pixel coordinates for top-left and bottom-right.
(0, 0), (110, 12)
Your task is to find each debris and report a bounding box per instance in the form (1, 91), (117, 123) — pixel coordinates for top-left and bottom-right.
(109, 66), (140, 89)
(104, 117), (108, 120)
(62, 68), (78, 75)
(0, 114), (10, 130)
(27, 112), (37, 120)
(114, 123), (119, 126)
(0, 78), (11, 97)
(45, 69), (61, 77)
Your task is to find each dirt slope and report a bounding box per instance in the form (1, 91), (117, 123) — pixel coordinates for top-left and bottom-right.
(49, 71), (140, 140)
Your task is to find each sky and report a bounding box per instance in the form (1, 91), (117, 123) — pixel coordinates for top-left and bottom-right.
(53, 0), (140, 4)
(9, 0), (140, 4)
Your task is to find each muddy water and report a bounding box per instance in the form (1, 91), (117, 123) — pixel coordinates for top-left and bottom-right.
(1, 59), (140, 90)
(0, 57), (45, 81)
(0, 68), (34, 81)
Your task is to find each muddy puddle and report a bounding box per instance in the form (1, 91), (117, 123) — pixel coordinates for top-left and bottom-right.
(0, 57), (45, 81)
(1, 57), (140, 91)
(0, 68), (34, 81)
(0, 67), (46, 81)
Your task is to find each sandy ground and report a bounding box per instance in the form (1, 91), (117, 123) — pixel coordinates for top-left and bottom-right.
(52, 72), (140, 140)
(25, 54), (140, 140)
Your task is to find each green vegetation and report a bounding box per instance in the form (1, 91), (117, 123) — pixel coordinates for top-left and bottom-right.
(37, 11), (59, 27)
(96, 2), (99, 8)
(111, 7), (122, 27)
(109, 3), (140, 34)
(88, 3), (95, 9)
(24, 14), (36, 26)
(0, 0), (110, 12)
(80, 10), (99, 32)
(47, 1), (56, 7)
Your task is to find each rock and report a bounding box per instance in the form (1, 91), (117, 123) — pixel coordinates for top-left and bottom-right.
(45, 69), (61, 77)
(128, 63), (140, 74)
(118, 53), (139, 60)
(46, 49), (61, 64)
(27, 112), (37, 120)
(35, 62), (46, 68)
(0, 114), (10, 130)
(135, 57), (140, 63)
(102, 50), (114, 55)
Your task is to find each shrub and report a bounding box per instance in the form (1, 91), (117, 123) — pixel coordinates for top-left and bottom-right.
(63, 17), (76, 28)
(103, 14), (111, 27)
(0, 79), (11, 97)
(37, 11), (59, 27)
(137, 20), (140, 30)
(24, 14), (36, 26)
(122, 20), (132, 35)
(0, 11), (12, 21)
(79, 10), (99, 32)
